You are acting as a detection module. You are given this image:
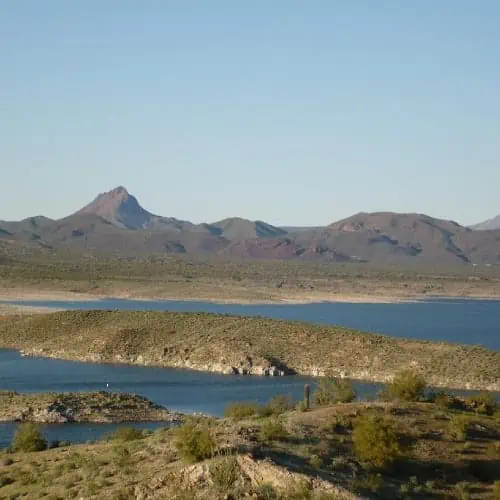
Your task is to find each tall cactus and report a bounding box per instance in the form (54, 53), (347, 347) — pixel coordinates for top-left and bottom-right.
(304, 384), (310, 410)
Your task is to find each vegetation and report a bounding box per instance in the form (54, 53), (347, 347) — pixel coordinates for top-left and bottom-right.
(352, 414), (400, 469)
(384, 369), (427, 402)
(107, 427), (144, 442)
(11, 423), (47, 452)
(465, 391), (498, 415)
(0, 396), (499, 499)
(449, 415), (472, 441)
(224, 402), (259, 420)
(0, 310), (498, 391)
(1, 241), (499, 303)
(260, 418), (289, 442)
(0, 390), (175, 423)
(173, 421), (216, 463)
(313, 377), (356, 405)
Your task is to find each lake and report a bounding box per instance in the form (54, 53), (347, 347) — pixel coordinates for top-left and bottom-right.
(4, 297), (500, 349)
(0, 349), (382, 448)
(0, 297), (498, 447)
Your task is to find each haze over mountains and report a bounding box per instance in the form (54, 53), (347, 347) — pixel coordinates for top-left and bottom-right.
(1, 186), (499, 265)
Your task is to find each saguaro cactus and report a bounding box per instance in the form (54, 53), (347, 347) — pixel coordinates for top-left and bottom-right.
(304, 384), (310, 410)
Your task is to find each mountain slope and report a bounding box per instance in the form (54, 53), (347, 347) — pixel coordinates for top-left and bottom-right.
(302, 212), (474, 264)
(472, 214), (500, 231)
(2, 189), (500, 265)
(75, 186), (199, 232)
(205, 217), (287, 240)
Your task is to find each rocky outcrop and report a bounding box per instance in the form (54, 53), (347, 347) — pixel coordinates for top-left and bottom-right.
(0, 390), (182, 424)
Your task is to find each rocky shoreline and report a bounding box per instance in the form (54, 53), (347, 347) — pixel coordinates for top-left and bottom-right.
(0, 390), (183, 424)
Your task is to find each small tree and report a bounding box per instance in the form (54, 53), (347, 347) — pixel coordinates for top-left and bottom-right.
(11, 423), (47, 452)
(353, 414), (400, 469)
(313, 377), (356, 406)
(385, 369), (426, 402)
(174, 422), (216, 463)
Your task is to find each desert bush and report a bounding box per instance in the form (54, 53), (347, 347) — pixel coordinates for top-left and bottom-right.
(449, 415), (471, 441)
(313, 378), (356, 406)
(465, 391), (498, 415)
(353, 473), (383, 493)
(454, 481), (471, 500)
(260, 418), (289, 442)
(174, 422), (216, 463)
(384, 369), (426, 402)
(323, 414), (353, 434)
(11, 423), (47, 452)
(309, 454), (323, 469)
(209, 456), (240, 491)
(254, 482), (278, 500)
(109, 426), (144, 441)
(267, 394), (294, 415)
(224, 402), (258, 420)
(493, 481), (500, 500)
(429, 390), (455, 409)
(296, 400), (308, 412)
(352, 414), (400, 469)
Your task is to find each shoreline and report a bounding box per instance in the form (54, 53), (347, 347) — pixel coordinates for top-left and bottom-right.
(14, 347), (500, 393)
(1, 288), (500, 310)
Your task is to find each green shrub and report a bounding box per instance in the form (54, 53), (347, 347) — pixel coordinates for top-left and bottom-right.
(174, 422), (216, 463)
(313, 378), (356, 406)
(209, 456), (239, 491)
(296, 400), (308, 412)
(323, 414), (353, 434)
(429, 390), (455, 409)
(385, 369), (426, 402)
(353, 473), (383, 493)
(454, 482), (471, 500)
(11, 423), (47, 452)
(260, 418), (289, 442)
(352, 414), (400, 469)
(254, 483), (278, 500)
(465, 391), (498, 415)
(493, 481), (500, 500)
(224, 402), (258, 420)
(309, 454), (323, 469)
(449, 415), (472, 441)
(267, 394), (294, 415)
(109, 427), (144, 441)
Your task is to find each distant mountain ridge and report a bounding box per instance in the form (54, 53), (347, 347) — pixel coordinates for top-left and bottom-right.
(1, 186), (499, 265)
(471, 214), (500, 231)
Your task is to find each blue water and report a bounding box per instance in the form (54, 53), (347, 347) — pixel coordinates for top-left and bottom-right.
(0, 349), (381, 448)
(0, 297), (498, 448)
(3, 297), (500, 349)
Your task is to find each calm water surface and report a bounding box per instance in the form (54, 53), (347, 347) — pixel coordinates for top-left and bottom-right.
(0, 349), (381, 448)
(4, 297), (500, 349)
(1, 298), (498, 447)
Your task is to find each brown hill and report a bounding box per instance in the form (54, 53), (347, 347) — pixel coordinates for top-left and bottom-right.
(315, 212), (474, 264)
(471, 214), (500, 230)
(204, 217), (287, 240)
(1, 189), (500, 265)
(74, 186), (199, 232)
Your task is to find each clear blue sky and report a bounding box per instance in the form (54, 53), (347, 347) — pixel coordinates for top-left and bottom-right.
(1, 1), (499, 226)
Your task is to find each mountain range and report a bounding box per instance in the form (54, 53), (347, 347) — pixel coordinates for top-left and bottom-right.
(1, 186), (499, 265)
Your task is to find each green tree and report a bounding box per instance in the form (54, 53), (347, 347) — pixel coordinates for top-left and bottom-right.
(385, 369), (426, 402)
(11, 423), (47, 452)
(313, 377), (356, 405)
(353, 414), (400, 469)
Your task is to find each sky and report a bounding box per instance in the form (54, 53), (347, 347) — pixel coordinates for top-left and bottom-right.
(1, 1), (499, 226)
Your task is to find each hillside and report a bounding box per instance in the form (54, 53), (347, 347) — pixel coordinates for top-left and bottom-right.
(0, 311), (498, 391)
(205, 217), (287, 240)
(472, 214), (500, 230)
(0, 399), (499, 499)
(291, 212), (487, 265)
(1, 187), (500, 265)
